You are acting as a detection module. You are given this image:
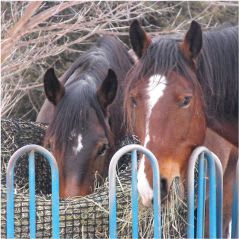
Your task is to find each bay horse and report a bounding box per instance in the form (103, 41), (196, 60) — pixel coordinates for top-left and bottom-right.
(125, 20), (238, 236)
(38, 35), (133, 198)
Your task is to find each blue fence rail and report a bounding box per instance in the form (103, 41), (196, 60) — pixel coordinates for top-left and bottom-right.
(6, 144), (60, 239)
(231, 160), (239, 238)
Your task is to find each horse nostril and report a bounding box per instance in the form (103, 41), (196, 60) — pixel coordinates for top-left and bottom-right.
(161, 178), (168, 193)
(151, 198), (154, 205)
(160, 178), (168, 200)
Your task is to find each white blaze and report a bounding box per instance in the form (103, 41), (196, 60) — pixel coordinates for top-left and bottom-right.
(137, 157), (153, 207)
(73, 134), (83, 155)
(144, 74), (167, 147)
(76, 135), (83, 152)
(138, 74), (167, 206)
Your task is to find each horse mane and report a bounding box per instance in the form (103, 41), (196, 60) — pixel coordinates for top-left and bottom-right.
(45, 35), (133, 155)
(61, 35), (133, 86)
(124, 26), (238, 131)
(197, 26), (238, 121)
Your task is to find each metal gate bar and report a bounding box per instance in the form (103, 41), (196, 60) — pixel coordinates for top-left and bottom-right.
(187, 146), (223, 238)
(231, 159), (239, 238)
(6, 144), (60, 239)
(196, 153), (206, 238)
(108, 144), (161, 239)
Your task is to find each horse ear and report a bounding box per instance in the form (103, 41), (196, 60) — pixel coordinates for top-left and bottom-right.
(97, 69), (118, 111)
(129, 19), (152, 58)
(44, 68), (65, 105)
(181, 20), (202, 61)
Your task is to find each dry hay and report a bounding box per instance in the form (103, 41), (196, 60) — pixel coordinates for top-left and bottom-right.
(1, 119), (188, 238)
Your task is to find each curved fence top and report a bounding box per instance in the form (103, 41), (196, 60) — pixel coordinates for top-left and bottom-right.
(6, 144), (59, 239)
(108, 144), (161, 239)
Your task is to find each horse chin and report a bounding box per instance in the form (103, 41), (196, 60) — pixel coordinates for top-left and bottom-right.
(60, 176), (93, 199)
(60, 186), (92, 199)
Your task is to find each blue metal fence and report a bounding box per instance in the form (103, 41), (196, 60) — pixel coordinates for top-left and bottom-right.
(6, 144), (60, 239)
(108, 144), (161, 239)
(187, 146), (224, 238)
(6, 143), (238, 238)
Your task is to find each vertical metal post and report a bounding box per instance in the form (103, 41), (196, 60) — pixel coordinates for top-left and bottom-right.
(196, 153), (206, 238)
(6, 158), (16, 238)
(109, 150), (118, 239)
(49, 154), (60, 239)
(187, 173), (195, 239)
(29, 151), (36, 238)
(206, 153), (217, 238)
(231, 184), (238, 238)
(131, 150), (138, 239)
(152, 155), (161, 239)
(215, 154), (223, 239)
(231, 160), (239, 238)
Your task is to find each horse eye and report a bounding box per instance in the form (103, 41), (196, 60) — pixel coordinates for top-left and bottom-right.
(97, 144), (108, 157)
(108, 117), (113, 128)
(180, 96), (192, 108)
(130, 97), (137, 107)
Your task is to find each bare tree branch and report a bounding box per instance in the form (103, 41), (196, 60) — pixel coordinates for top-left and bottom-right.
(1, 2), (43, 62)
(1, 1), (237, 120)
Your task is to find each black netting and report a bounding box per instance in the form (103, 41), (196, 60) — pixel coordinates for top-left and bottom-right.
(1, 119), (187, 238)
(1, 119), (51, 194)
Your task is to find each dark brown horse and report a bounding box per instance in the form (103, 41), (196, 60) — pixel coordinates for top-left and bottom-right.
(37, 35), (133, 198)
(124, 20), (238, 236)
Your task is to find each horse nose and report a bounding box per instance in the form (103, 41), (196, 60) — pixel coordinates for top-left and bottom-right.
(150, 178), (169, 204)
(60, 188), (79, 198)
(60, 175), (81, 198)
(60, 184), (80, 198)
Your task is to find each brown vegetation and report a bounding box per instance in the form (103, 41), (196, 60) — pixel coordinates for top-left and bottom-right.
(1, 1), (238, 120)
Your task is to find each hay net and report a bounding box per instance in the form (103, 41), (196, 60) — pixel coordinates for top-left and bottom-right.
(1, 118), (187, 238)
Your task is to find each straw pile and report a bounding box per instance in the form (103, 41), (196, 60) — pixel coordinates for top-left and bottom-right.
(1, 119), (188, 238)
